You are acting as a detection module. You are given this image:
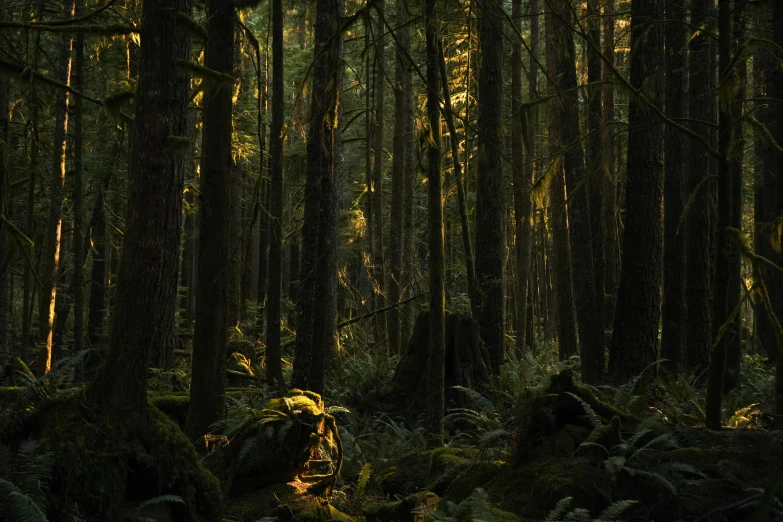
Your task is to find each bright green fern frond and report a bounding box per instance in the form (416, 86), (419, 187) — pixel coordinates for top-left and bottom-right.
(356, 463), (372, 499)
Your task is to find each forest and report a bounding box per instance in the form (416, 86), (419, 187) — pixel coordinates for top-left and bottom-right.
(0, 0), (782, 519)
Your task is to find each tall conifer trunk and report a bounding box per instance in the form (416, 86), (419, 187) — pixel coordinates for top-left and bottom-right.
(475, 0), (505, 374)
(37, 0), (74, 374)
(608, 0), (664, 382)
(187, 0), (234, 438)
(89, 0), (191, 422)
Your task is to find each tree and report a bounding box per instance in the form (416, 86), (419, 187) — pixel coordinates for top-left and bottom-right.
(511, 0), (532, 355)
(608, 0), (664, 381)
(602, 0), (619, 331)
(71, 5), (85, 355)
(388, 0), (413, 355)
(425, 0), (445, 448)
(37, 0), (74, 374)
(266, 0), (286, 388)
(475, 0), (505, 374)
(546, 0), (604, 383)
(686, 0), (717, 373)
(661, 0), (688, 370)
(0, 0), (8, 359)
(292, 0), (344, 395)
(88, 0), (191, 422)
(187, 0), (234, 439)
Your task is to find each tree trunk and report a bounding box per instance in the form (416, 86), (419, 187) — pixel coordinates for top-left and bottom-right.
(37, 0), (74, 374)
(88, 0), (191, 423)
(387, 0), (412, 355)
(511, 0), (532, 356)
(425, 0), (445, 448)
(292, 0), (344, 395)
(772, 0), (783, 415)
(547, 0), (604, 383)
(686, 0), (717, 373)
(586, 0), (604, 342)
(705, 0), (733, 430)
(608, 0), (664, 382)
(723, 2), (746, 393)
(661, 0), (688, 371)
(372, 0), (387, 348)
(476, 0), (505, 374)
(266, 0), (285, 389)
(0, 0), (8, 359)
(602, 0), (618, 333)
(187, 0), (234, 438)
(71, 12), (85, 355)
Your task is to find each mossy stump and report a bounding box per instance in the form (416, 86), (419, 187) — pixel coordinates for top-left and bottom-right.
(203, 389), (343, 498)
(5, 391), (223, 522)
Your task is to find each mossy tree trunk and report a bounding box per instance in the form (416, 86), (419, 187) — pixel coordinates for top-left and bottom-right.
(608, 0), (664, 382)
(266, 0), (285, 389)
(661, 0), (688, 371)
(292, 0), (343, 395)
(425, 0), (445, 448)
(773, 0), (783, 415)
(602, 0), (618, 334)
(187, 0), (234, 439)
(89, 0), (191, 423)
(475, 0), (505, 375)
(372, 0), (388, 349)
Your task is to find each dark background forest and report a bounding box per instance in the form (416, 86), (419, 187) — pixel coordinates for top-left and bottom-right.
(0, 0), (783, 520)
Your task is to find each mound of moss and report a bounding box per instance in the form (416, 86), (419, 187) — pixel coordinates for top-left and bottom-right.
(8, 391), (223, 522)
(204, 389), (343, 497)
(227, 480), (355, 522)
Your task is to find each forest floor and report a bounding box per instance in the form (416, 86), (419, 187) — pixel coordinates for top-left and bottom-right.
(1, 340), (782, 522)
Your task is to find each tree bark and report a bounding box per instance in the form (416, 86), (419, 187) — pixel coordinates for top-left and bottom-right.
(266, 0), (285, 388)
(705, 0), (733, 430)
(292, 0), (343, 395)
(88, 0), (191, 423)
(547, 0), (603, 383)
(661, 0), (688, 371)
(608, 0), (664, 382)
(511, 0), (532, 356)
(602, 0), (618, 333)
(37, 0), (74, 374)
(425, 0), (445, 448)
(0, 0), (8, 359)
(772, 0), (783, 415)
(71, 9), (85, 355)
(686, 0), (717, 373)
(387, 0), (412, 355)
(187, 0), (234, 438)
(723, 1), (746, 393)
(476, 0), (505, 374)
(372, 0), (387, 347)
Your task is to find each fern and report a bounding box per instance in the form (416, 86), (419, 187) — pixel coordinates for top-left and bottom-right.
(596, 499), (638, 521)
(546, 496), (573, 521)
(0, 479), (48, 522)
(452, 386), (495, 414)
(565, 392), (604, 428)
(137, 494), (185, 509)
(356, 463), (372, 499)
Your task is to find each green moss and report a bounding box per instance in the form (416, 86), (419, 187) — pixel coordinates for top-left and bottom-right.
(491, 458), (611, 519)
(553, 424), (590, 457)
(32, 392), (223, 521)
(363, 491), (440, 522)
(228, 481), (357, 522)
(586, 416), (623, 448)
(150, 393), (190, 427)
